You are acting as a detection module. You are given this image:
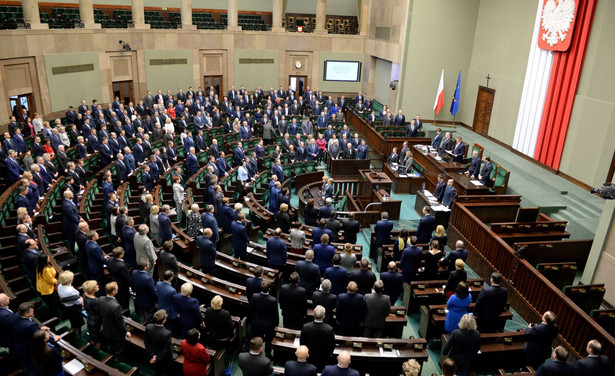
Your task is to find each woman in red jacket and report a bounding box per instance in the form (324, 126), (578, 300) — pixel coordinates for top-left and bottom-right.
(316, 133), (327, 163)
(181, 328), (210, 376)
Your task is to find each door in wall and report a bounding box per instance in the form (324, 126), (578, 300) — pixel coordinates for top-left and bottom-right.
(10, 93), (35, 124)
(472, 85), (495, 136)
(112, 80), (134, 106)
(289, 75), (307, 97)
(204, 75), (223, 97)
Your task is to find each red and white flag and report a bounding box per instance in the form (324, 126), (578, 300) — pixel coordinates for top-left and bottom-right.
(433, 69), (444, 114)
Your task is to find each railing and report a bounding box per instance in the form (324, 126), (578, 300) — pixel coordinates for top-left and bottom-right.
(449, 201), (615, 368)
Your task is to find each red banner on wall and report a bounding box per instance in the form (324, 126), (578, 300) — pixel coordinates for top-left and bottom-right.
(538, 0), (578, 52)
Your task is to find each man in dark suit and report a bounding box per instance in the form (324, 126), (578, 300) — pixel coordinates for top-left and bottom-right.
(238, 337), (274, 376)
(296, 250), (323, 298)
(250, 280), (279, 358)
(535, 346), (575, 376)
(266, 228), (288, 269)
(440, 132), (454, 154)
(474, 272), (508, 333)
(416, 205), (436, 243)
(524, 311), (559, 369)
(284, 345), (318, 376)
(158, 205), (173, 242)
(466, 150), (481, 178)
(433, 173), (447, 202)
(132, 259), (158, 321)
(107, 247), (131, 309)
(363, 280), (391, 338)
(349, 258), (376, 296)
(479, 156), (494, 187)
(400, 236), (423, 283)
(321, 351), (360, 376)
(62, 190), (82, 253)
(312, 279), (337, 326)
(145, 310), (173, 376)
(300, 305), (335, 372)
(405, 120), (418, 137)
(380, 261), (404, 305)
(340, 212), (360, 244)
(231, 213), (249, 260)
(324, 254), (348, 297)
(160, 240), (179, 282)
(325, 211), (341, 243)
(441, 240), (469, 272)
(574, 339), (609, 376)
(86, 231), (108, 288)
(336, 282), (366, 336)
(197, 228), (216, 275)
(0, 293), (15, 351)
(279, 272), (307, 329)
(246, 266), (264, 302)
(432, 128), (443, 149)
(156, 271), (180, 334)
(393, 110), (405, 126)
(449, 136), (466, 162)
(441, 178), (457, 208)
(313, 233), (336, 275)
(22, 239), (40, 283)
(374, 211), (394, 248)
(97, 282), (131, 361)
(13, 302), (60, 373)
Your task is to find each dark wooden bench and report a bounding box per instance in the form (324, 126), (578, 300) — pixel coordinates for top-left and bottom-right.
(536, 262), (577, 290)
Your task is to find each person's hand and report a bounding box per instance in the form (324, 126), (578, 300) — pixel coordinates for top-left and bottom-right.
(126, 331), (132, 338)
(464, 171), (469, 175)
(54, 335), (62, 342)
(41, 326), (50, 331)
(150, 355), (157, 364)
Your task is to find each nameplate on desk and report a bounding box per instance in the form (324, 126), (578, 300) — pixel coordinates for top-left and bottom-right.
(352, 342), (363, 350)
(417, 284), (426, 290)
(395, 309), (406, 316)
(200, 277), (209, 284)
(232, 261), (241, 267)
(227, 286), (237, 293)
(383, 343), (394, 351)
(437, 309), (445, 315)
(186, 271), (193, 277)
(248, 266), (255, 272)
(472, 281), (482, 287)
(413, 343), (425, 350)
(275, 331), (286, 339)
(503, 337), (513, 344)
(267, 271), (276, 277)
(172, 344), (181, 353)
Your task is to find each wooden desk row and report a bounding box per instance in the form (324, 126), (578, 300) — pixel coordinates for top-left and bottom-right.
(419, 303), (513, 339)
(272, 326), (428, 376)
(403, 278), (485, 312)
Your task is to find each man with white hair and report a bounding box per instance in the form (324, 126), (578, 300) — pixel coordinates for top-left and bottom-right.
(134, 224), (157, 273)
(321, 351), (360, 376)
(300, 305), (335, 372)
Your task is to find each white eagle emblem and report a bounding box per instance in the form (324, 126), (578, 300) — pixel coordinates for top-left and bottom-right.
(541, 0), (576, 47)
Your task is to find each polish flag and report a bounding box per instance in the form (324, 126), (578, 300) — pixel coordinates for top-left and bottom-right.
(433, 69), (444, 114)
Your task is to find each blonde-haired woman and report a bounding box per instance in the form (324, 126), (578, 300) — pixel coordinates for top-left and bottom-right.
(204, 295), (234, 350)
(150, 205), (161, 245)
(82, 280), (102, 347)
(341, 243), (357, 273)
(186, 204), (202, 238)
(176, 282), (203, 337)
(275, 203), (291, 233)
(442, 313), (481, 376)
(57, 270), (84, 335)
(402, 359), (421, 376)
(431, 225), (448, 250)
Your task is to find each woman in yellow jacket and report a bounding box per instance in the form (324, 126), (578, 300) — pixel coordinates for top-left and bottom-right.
(36, 254), (59, 315)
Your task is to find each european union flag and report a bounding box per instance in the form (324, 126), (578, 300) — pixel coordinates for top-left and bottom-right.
(450, 70), (461, 116)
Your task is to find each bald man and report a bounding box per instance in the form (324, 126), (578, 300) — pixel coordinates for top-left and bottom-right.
(284, 345), (317, 376)
(321, 351), (360, 376)
(0, 293), (16, 349)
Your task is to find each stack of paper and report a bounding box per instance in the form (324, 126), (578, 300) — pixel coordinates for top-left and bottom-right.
(64, 359), (85, 375)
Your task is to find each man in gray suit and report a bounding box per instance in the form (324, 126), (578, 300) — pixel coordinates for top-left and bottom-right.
(363, 280), (391, 338)
(262, 122), (276, 145)
(302, 118), (313, 136)
(134, 225), (157, 276)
